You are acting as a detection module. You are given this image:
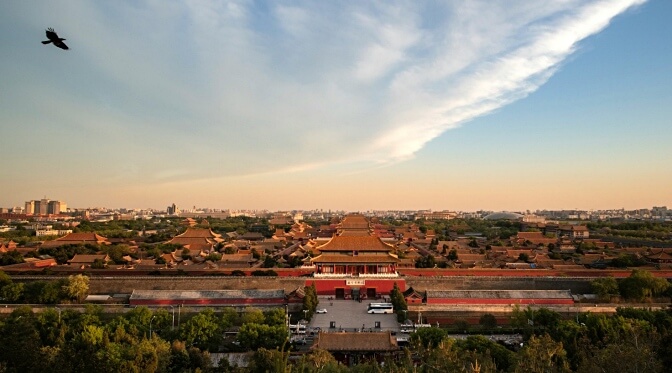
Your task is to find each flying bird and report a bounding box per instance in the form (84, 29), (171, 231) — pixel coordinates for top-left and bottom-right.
(42, 28), (69, 50)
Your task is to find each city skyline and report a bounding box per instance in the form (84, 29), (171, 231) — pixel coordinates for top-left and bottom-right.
(1, 1), (670, 212)
(1, 197), (668, 217)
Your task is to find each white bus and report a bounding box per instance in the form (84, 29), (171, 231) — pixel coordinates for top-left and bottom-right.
(367, 303), (394, 314)
(289, 323), (306, 334)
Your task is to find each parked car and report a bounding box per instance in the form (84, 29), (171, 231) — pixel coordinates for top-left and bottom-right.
(315, 308), (328, 314)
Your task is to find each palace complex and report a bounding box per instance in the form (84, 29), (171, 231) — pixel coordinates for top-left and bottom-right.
(308, 215), (403, 299)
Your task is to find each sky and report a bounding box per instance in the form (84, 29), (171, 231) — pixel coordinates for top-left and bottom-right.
(1, 0), (670, 212)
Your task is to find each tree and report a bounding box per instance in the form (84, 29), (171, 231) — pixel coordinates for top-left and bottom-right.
(23, 280), (66, 304)
(479, 313), (498, 329)
(241, 308), (266, 325)
(0, 270), (12, 288)
(1, 282), (24, 303)
(411, 326), (447, 349)
(414, 336), (499, 373)
(448, 249), (458, 261)
(591, 277), (620, 301)
(237, 323), (288, 350)
(533, 308), (562, 331)
(612, 253), (646, 268)
(454, 319), (470, 333)
(168, 341), (192, 372)
(619, 269), (670, 302)
(179, 309), (221, 349)
(415, 255), (436, 268)
(124, 306), (155, 330)
(220, 307), (241, 328)
(205, 252), (222, 262)
(249, 347), (290, 373)
(300, 349), (339, 371)
(457, 335), (515, 372)
(187, 346), (213, 372)
(302, 282), (318, 320)
(513, 334), (570, 373)
(104, 244), (132, 264)
(576, 320), (662, 373)
(63, 274), (89, 303)
(0, 250), (25, 265)
(262, 255), (276, 268)
(390, 282), (408, 322)
(264, 308), (287, 327)
(0, 309), (44, 372)
(91, 258), (107, 269)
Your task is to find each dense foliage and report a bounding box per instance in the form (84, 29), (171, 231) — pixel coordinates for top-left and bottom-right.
(302, 282), (318, 320)
(389, 282), (408, 322)
(590, 270), (670, 301)
(4, 303), (672, 372)
(0, 272), (89, 304)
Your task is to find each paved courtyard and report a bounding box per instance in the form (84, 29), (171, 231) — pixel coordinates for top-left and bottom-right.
(306, 298), (399, 333)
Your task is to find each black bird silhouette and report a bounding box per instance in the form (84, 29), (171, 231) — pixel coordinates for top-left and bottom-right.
(42, 28), (69, 50)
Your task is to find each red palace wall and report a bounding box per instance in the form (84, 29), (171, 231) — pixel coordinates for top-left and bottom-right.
(426, 298), (574, 305)
(399, 268), (672, 278)
(305, 278), (406, 296)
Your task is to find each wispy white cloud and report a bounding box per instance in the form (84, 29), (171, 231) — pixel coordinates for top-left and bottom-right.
(0, 0), (647, 187)
(371, 0), (647, 163)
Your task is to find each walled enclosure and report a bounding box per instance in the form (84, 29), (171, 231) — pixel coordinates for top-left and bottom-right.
(83, 276), (593, 295)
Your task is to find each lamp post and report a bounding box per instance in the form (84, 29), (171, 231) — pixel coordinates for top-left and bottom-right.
(402, 310), (408, 322)
(169, 306), (175, 330)
(303, 309), (308, 320)
(149, 316), (156, 339)
(285, 304), (290, 329)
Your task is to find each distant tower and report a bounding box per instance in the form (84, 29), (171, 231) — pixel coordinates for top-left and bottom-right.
(48, 200), (66, 214)
(25, 200), (35, 214)
(25, 198), (67, 215)
(167, 203), (180, 215)
(38, 198), (49, 215)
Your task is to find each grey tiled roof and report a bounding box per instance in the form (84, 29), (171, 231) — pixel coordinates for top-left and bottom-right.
(426, 290), (572, 299)
(129, 289), (285, 300)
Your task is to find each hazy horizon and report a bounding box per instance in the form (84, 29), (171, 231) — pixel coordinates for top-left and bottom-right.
(6, 199), (669, 214)
(1, 1), (670, 212)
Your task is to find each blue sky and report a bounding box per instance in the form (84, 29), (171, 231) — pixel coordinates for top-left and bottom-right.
(1, 0), (670, 212)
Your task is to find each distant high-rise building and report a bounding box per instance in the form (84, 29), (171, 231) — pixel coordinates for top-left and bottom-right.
(653, 206), (668, 219)
(24, 198), (67, 215)
(167, 203), (180, 215)
(25, 200), (35, 214)
(48, 200), (67, 214)
(35, 198), (49, 215)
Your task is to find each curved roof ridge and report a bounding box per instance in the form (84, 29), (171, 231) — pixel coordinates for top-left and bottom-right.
(316, 235), (395, 252)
